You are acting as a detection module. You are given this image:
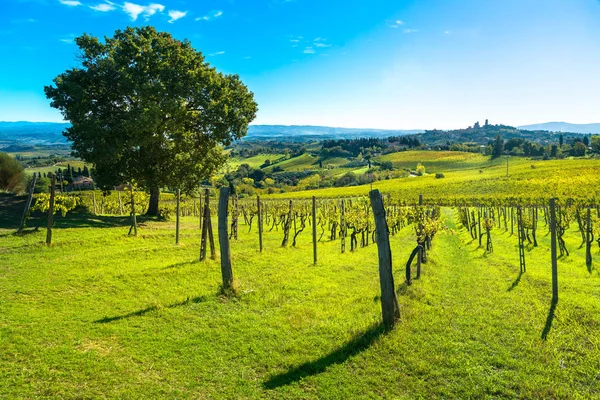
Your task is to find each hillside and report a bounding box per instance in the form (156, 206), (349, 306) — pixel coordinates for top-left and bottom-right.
(518, 122), (600, 134)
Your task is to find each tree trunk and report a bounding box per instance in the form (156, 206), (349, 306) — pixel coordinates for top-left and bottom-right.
(146, 186), (160, 216)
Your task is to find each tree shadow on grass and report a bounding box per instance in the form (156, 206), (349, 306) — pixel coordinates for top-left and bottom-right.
(95, 295), (207, 323)
(507, 271), (524, 292)
(541, 300), (557, 340)
(263, 323), (387, 390)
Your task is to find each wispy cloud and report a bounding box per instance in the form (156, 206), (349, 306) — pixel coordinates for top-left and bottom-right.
(209, 51), (225, 56)
(60, 38), (74, 44)
(444, 30), (451, 35)
(122, 2), (164, 21)
(59, 0), (82, 6)
(391, 20), (404, 28)
(196, 10), (223, 21)
(90, 2), (116, 12)
(168, 9), (187, 23)
(303, 47), (315, 54)
(403, 28), (418, 34)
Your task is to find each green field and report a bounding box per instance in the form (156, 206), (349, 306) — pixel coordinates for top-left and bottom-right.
(2, 150), (600, 398)
(24, 160), (88, 176)
(267, 155), (600, 202)
(1, 197), (599, 398)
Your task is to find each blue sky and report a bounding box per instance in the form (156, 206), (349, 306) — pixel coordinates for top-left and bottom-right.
(1, 0), (600, 129)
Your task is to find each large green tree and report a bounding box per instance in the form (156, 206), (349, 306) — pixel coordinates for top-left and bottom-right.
(45, 26), (258, 215)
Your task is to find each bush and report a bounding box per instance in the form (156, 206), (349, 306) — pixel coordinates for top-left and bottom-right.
(380, 161), (393, 171)
(435, 173), (445, 179)
(416, 163), (426, 176)
(0, 152), (25, 193)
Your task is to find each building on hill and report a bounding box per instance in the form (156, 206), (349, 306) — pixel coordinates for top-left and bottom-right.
(71, 176), (95, 191)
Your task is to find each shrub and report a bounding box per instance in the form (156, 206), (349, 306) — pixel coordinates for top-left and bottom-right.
(416, 163), (426, 176)
(380, 161), (393, 171)
(435, 173), (445, 179)
(0, 152), (25, 193)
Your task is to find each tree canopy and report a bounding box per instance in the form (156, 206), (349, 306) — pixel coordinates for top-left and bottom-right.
(45, 26), (258, 214)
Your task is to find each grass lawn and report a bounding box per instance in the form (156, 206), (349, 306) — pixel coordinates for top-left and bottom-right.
(1, 200), (599, 398)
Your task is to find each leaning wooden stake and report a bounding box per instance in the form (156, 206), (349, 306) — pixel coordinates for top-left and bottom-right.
(19, 173), (37, 232)
(46, 174), (56, 246)
(312, 196), (317, 265)
(369, 189), (400, 328)
(218, 187), (234, 290)
(550, 198), (558, 303)
(257, 196), (263, 252)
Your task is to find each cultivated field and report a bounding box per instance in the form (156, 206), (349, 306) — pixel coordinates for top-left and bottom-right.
(1, 152), (600, 398)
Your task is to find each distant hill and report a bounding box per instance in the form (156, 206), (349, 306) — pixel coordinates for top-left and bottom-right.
(246, 125), (423, 141)
(518, 122), (600, 134)
(0, 121), (69, 145)
(0, 121), (423, 146)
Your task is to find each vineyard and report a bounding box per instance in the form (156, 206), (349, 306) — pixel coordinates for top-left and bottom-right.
(3, 172), (600, 397)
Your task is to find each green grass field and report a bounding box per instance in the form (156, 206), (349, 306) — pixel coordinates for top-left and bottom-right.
(24, 160), (88, 176)
(1, 193), (599, 398)
(268, 155), (600, 201)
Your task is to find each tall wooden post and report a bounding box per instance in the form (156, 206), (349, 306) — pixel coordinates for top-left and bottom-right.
(176, 188), (181, 245)
(340, 199), (346, 253)
(312, 196), (317, 265)
(369, 189), (400, 328)
(46, 174), (56, 246)
(257, 196), (263, 252)
(550, 198), (558, 303)
(218, 187), (234, 290)
(586, 207), (592, 269)
(207, 190), (216, 260)
(129, 186), (138, 236)
(19, 173), (37, 232)
(118, 190), (124, 215)
(92, 192), (98, 215)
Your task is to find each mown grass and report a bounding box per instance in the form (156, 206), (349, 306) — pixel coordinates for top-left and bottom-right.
(1, 204), (599, 398)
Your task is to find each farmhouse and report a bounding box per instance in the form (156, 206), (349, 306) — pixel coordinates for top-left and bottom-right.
(71, 176), (95, 191)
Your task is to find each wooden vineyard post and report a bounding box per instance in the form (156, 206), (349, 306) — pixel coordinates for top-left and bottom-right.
(129, 186), (138, 236)
(312, 196), (317, 265)
(176, 188), (181, 245)
(199, 189), (203, 229)
(200, 189), (214, 260)
(92, 191), (98, 215)
(46, 174), (56, 246)
(550, 198), (558, 303)
(340, 199), (346, 254)
(118, 190), (124, 215)
(586, 207), (592, 269)
(517, 206), (526, 273)
(218, 187), (234, 290)
(18, 173), (37, 232)
(257, 196), (263, 252)
(369, 189), (400, 329)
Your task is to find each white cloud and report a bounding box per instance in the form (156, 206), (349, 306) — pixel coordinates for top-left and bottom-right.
(168, 9), (187, 23)
(122, 2), (164, 21)
(444, 30), (451, 34)
(60, 38), (73, 43)
(391, 20), (404, 28)
(314, 42), (331, 48)
(209, 51), (225, 56)
(59, 0), (82, 6)
(90, 2), (116, 12)
(403, 28), (418, 34)
(196, 10), (223, 21)
(303, 47), (315, 54)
